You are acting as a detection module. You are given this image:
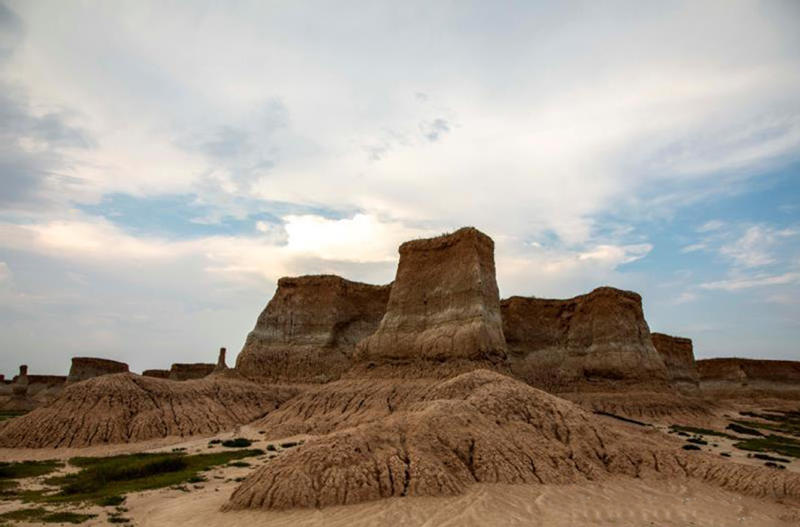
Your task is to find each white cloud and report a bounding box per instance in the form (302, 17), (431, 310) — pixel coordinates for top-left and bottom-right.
(719, 225), (798, 268)
(681, 243), (707, 253)
(697, 220), (725, 233)
(700, 272), (800, 291)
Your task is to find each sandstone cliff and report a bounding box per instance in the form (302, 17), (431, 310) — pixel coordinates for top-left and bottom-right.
(67, 357), (129, 384)
(501, 287), (668, 390)
(697, 358), (800, 397)
(236, 275), (391, 383)
(651, 333), (699, 387)
(355, 227), (507, 373)
(142, 369), (170, 379)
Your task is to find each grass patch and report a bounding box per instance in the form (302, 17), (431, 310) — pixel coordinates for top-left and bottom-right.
(682, 444), (701, 451)
(0, 410), (27, 422)
(686, 437), (708, 445)
(108, 516), (131, 523)
(734, 434), (800, 459)
(669, 425), (735, 439)
(751, 453), (791, 463)
(22, 449), (264, 505)
(739, 410), (800, 437)
(0, 460), (62, 480)
(726, 423), (763, 436)
(764, 462), (786, 470)
(221, 438), (252, 448)
(227, 461), (250, 467)
(0, 508), (95, 524)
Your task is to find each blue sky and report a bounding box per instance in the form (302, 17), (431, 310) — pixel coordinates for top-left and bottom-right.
(0, 0), (798, 375)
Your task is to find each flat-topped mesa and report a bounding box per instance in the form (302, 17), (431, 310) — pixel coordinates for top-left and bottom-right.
(142, 369), (170, 379)
(501, 287), (668, 391)
(67, 357), (129, 384)
(651, 333), (699, 388)
(697, 358), (800, 397)
(235, 275), (391, 383)
(354, 227), (507, 375)
(169, 363), (215, 381)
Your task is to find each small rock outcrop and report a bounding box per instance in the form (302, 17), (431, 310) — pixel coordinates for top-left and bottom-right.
(67, 357), (129, 384)
(236, 275), (391, 383)
(697, 358), (800, 397)
(215, 347), (228, 372)
(355, 227), (507, 372)
(142, 369), (170, 379)
(501, 287), (668, 390)
(1, 365), (36, 412)
(169, 363), (215, 381)
(651, 333), (699, 387)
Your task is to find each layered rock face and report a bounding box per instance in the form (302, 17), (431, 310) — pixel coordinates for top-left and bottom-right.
(697, 358), (800, 397)
(169, 363), (215, 381)
(142, 369), (170, 379)
(651, 333), (699, 387)
(236, 275), (391, 383)
(501, 287), (668, 390)
(67, 357), (129, 384)
(355, 227), (507, 372)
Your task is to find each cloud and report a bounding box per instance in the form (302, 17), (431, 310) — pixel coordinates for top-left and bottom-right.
(699, 272), (800, 291)
(697, 220), (725, 232)
(681, 243), (707, 253)
(420, 118), (451, 142)
(719, 225), (798, 268)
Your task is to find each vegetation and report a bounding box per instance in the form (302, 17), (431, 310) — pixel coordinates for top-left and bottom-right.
(0, 460), (62, 480)
(735, 410), (800, 437)
(686, 437), (707, 445)
(751, 453), (791, 463)
(669, 425), (734, 439)
(734, 434), (800, 459)
(0, 410), (28, 422)
(280, 441), (299, 449)
(221, 438), (252, 448)
(0, 508), (95, 524)
(726, 423), (763, 436)
(228, 461), (250, 467)
(682, 444), (701, 451)
(4, 449), (262, 505)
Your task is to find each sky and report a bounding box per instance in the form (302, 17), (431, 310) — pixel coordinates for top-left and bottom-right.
(0, 0), (799, 376)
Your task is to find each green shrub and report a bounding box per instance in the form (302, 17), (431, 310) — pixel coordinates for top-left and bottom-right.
(221, 438), (252, 448)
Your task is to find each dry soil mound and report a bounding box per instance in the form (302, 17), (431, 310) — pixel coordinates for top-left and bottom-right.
(501, 287), (668, 390)
(236, 275), (391, 383)
(228, 370), (799, 510)
(356, 227), (507, 370)
(0, 372), (298, 448)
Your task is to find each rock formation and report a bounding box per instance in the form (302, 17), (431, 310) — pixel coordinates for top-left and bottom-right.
(169, 363), (215, 381)
(697, 358), (800, 397)
(215, 347), (228, 372)
(355, 227), (507, 374)
(651, 333), (699, 388)
(142, 369), (170, 379)
(500, 287), (668, 390)
(236, 275), (391, 383)
(0, 365), (36, 412)
(228, 370), (799, 511)
(67, 357), (129, 384)
(0, 373), (299, 448)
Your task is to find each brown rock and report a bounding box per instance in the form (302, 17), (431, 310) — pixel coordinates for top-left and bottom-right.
(0, 373), (299, 448)
(67, 357), (129, 384)
(501, 287), (668, 390)
(142, 369), (170, 379)
(228, 370), (799, 511)
(236, 275), (391, 383)
(355, 227), (507, 369)
(215, 347), (228, 372)
(651, 333), (699, 387)
(697, 358), (800, 397)
(169, 363), (215, 381)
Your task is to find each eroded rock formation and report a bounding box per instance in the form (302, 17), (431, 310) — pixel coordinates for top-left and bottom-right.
(651, 333), (699, 388)
(236, 275), (391, 383)
(697, 358), (800, 397)
(501, 287), (668, 390)
(169, 363), (215, 381)
(67, 357), (129, 384)
(355, 227), (507, 373)
(0, 373), (299, 448)
(229, 370), (799, 511)
(142, 369), (170, 379)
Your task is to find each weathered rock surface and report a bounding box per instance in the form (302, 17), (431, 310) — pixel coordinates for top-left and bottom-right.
(229, 370), (799, 511)
(697, 358), (800, 397)
(142, 369), (170, 379)
(169, 363), (215, 381)
(501, 287), (668, 390)
(67, 357), (129, 384)
(236, 275), (391, 383)
(355, 227), (507, 372)
(0, 373), (299, 448)
(651, 333), (699, 387)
